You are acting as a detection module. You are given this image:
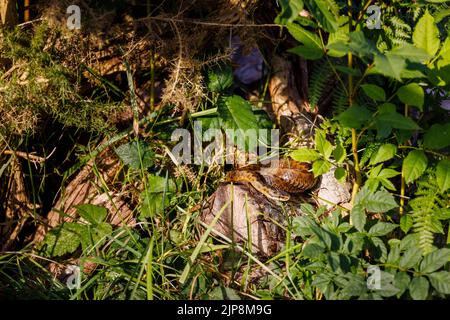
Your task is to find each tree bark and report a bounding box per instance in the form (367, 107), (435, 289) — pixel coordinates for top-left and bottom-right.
(0, 0), (17, 26)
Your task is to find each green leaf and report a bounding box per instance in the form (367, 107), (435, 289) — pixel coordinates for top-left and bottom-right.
(365, 190), (398, 213)
(341, 31), (379, 58)
(361, 84), (386, 102)
(368, 222), (398, 237)
(306, 0), (339, 33)
(312, 159), (331, 178)
(335, 65), (361, 76)
(140, 175), (176, 219)
(438, 38), (450, 63)
(219, 95), (260, 149)
(370, 237), (388, 262)
(334, 167), (346, 183)
(378, 168), (400, 179)
(335, 105), (372, 129)
(373, 53), (406, 81)
(332, 142), (347, 163)
(290, 148), (321, 162)
(75, 204), (108, 225)
(302, 243), (325, 258)
(42, 223), (83, 257)
(419, 248), (450, 273)
(286, 23), (322, 49)
(288, 45), (324, 60)
(423, 123), (450, 150)
(436, 159), (450, 193)
(209, 286), (242, 300)
(351, 204), (366, 232)
(315, 131), (333, 159)
(428, 272), (450, 294)
(394, 272), (411, 297)
(397, 83), (425, 111)
(275, 0), (304, 25)
(413, 11), (440, 57)
(377, 112), (421, 130)
(400, 215), (414, 233)
(400, 234), (420, 251)
(219, 95), (259, 130)
(390, 44), (431, 63)
(115, 140), (154, 170)
(378, 102), (397, 114)
(207, 64), (233, 92)
(402, 150), (428, 184)
(400, 247), (423, 269)
(369, 144), (397, 165)
(376, 272), (399, 297)
(79, 222), (113, 251)
(409, 277), (429, 300)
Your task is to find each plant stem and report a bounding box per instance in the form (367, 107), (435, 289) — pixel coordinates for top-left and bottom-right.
(348, 0), (361, 204)
(400, 104), (409, 215)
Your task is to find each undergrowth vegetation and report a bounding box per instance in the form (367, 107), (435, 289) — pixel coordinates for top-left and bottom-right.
(0, 0), (449, 300)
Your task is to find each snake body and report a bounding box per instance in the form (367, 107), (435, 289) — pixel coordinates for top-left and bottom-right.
(225, 159), (316, 201)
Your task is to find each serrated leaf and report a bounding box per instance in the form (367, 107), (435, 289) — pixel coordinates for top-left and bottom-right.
(329, 31), (379, 58)
(378, 169), (400, 179)
(351, 204), (366, 232)
(79, 222), (113, 251)
(436, 159), (450, 193)
(368, 222), (398, 237)
(312, 159), (331, 177)
(373, 53), (406, 81)
(394, 272), (411, 297)
(302, 243), (325, 258)
(115, 140), (154, 170)
(75, 204), (108, 225)
(380, 178), (397, 191)
(438, 38), (450, 62)
(400, 247), (423, 269)
(420, 249), (450, 273)
(413, 11), (440, 57)
(207, 64), (233, 92)
(428, 272), (450, 294)
(369, 144), (397, 165)
(42, 223), (83, 257)
(326, 22), (350, 58)
(290, 148), (321, 162)
(402, 150), (428, 184)
(390, 44), (431, 63)
(370, 237), (388, 262)
(409, 277), (429, 300)
(335, 105), (372, 129)
(288, 45), (324, 60)
(361, 84), (386, 102)
(286, 23), (322, 49)
(400, 234), (420, 251)
(397, 83), (425, 111)
(219, 95), (261, 150)
(423, 123), (450, 150)
(304, 0), (339, 33)
(219, 95), (259, 131)
(377, 112), (421, 130)
(315, 131), (333, 159)
(333, 142), (347, 163)
(365, 190), (398, 213)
